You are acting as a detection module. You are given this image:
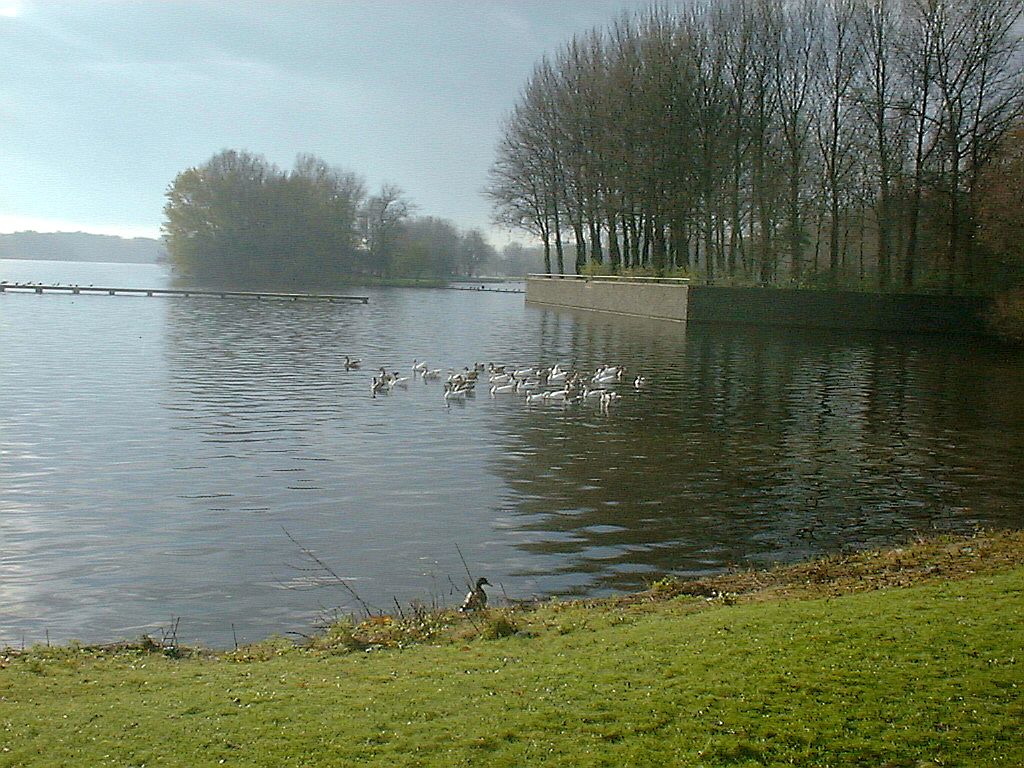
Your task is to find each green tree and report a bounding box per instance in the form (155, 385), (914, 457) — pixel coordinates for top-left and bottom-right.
(163, 150), (366, 289)
(391, 216), (459, 279)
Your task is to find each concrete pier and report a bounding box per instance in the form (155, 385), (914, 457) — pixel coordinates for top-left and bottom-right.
(0, 283), (369, 303)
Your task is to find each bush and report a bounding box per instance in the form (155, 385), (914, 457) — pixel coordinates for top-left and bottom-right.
(481, 614), (518, 640)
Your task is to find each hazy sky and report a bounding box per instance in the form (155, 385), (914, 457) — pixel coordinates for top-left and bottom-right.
(0, 0), (652, 243)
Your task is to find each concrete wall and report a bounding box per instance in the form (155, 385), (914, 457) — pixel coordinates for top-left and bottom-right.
(687, 287), (990, 334)
(525, 277), (688, 322)
(526, 278), (992, 335)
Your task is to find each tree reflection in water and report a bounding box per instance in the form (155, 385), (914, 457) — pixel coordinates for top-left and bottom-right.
(486, 308), (1024, 596)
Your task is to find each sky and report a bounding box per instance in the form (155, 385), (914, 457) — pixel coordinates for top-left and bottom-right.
(0, 0), (652, 244)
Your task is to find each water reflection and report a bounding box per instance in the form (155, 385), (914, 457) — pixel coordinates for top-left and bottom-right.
(488, 315), (1024, 595)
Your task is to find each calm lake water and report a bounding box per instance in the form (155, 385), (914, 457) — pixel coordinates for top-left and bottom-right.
(2, 259), (1023, 647)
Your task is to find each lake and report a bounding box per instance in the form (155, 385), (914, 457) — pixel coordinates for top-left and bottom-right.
(2, 259), (1023, 647)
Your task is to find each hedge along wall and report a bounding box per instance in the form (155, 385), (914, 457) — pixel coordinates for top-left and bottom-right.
(525, 278), (992, 335)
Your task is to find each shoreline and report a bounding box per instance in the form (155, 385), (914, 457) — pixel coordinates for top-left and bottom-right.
(4, 528), (1020, 657)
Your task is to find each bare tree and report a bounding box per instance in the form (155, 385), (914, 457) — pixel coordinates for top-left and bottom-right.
(931, 0), (1024, 288)
(816, 0), (863, 284)
(361, 183), (413, 277)
(487, 0), (1022, 292)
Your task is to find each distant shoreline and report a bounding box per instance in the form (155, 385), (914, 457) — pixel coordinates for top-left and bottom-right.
(0, 255), (163, 265)
(0, 257), (163, 266)
(0, 231), (165, 265)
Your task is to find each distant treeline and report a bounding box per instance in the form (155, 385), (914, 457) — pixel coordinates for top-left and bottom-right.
(0, 232), (165, 264)
(487, 0), (1024, 293)
(163, 150), (515, 289)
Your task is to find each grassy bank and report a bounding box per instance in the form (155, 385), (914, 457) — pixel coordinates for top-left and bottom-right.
(2, 531), (1022, 767)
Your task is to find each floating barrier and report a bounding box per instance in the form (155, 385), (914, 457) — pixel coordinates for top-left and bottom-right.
(0, 283), (369, 303)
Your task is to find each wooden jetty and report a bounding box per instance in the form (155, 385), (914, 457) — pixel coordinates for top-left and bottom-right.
(445, 285), (524, 294)
(0, 283), (369, 303)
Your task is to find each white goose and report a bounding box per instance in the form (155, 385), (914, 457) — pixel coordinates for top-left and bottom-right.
(490, 382), (518, 396)
(525, 392), (547, 405)
(594, 365), (625, 380)
(444, 383), (468, 405)
(412, 359), (428, 372)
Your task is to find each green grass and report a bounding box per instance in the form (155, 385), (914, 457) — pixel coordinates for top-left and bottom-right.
(2, 538), (1022, 767)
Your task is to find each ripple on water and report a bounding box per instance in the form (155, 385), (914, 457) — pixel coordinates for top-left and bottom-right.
(2, 266), (1024, 645)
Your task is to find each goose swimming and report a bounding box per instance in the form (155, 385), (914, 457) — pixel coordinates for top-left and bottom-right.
(490, 382), (518, 396)
(344, 356), (361, 370)
(443, 382), (469, 405)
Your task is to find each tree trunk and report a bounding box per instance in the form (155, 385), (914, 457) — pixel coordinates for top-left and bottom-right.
(652, 220), (667, 275)
(607, 212), (621, 272)
(573, 220), (587, 274)
(946, 154), (960, 293)
(588, 217), (604, 265)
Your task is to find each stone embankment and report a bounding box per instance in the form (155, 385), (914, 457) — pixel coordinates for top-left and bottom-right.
(526, 274), (991, 334)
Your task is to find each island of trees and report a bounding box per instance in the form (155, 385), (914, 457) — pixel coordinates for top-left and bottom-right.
(162, 150), (523, 289)
(487, 0), (1023, 295)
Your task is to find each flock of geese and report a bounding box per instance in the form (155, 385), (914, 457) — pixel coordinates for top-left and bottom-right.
(347, 356), (648, 413)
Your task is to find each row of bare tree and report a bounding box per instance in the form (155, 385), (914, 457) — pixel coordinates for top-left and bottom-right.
(487, 0), (1023, 292)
